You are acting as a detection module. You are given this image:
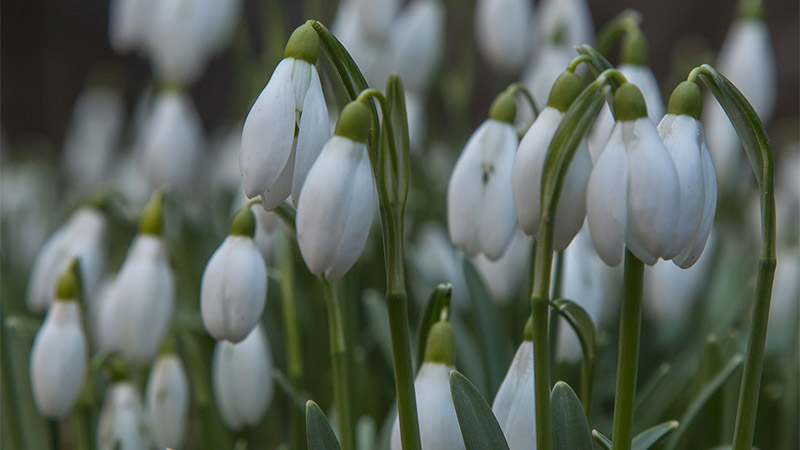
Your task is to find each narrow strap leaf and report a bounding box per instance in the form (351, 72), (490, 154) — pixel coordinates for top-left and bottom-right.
(632, 421), (679, 450)
(414, 284), (452, 371)
(551, 381), (594, 450)
(449, 370), (511, 450)
(592, 429), (613, 450)
(306, 400), (342, 450)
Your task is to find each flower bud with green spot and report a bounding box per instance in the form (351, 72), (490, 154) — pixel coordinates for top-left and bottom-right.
(146, 352), (190, 449)
(334, 100), (372, 143)
(284, 22), (321, 64)
(424, 321), (456, 365)
(229, 204), (256, 238)
(667, 81), (703, 120)
(56, 258), (82, 301)
(546, 71), (583, 113)
(614, 82), (648, 121)
(488, 89), (517, 123)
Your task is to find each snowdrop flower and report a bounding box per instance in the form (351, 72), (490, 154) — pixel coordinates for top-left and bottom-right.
(97, 379), (150, 450)
(658, 81), (718, 267)
(704, 0), (776, 186)
(473, 228), (531, 304)
(296, 100), (375, 281)
(241, 23), (330, 208)
(145, 352), (190, 449)
(586, 83), (680, 266)
(108, 0), (157, 53)
(94, 276), (119, 351)
(513, 71), (592, 250)
(588, 31), (664, 161)
(138, 90), (204, 196)
(475, 0), (534, 73)
(62, 86), (125, 188)
(212, 325), (274, 430)
(391, 321), (463, 450)
(539, 0), (594, 47)
(29, 262), (87, 418)
(354, 0), (400, 42)
(448, 90), (518, 260)
(27, 206), (107, 313)
(231, 192), (282, 265)
(107, 193), (175, 364)
(492, 319), (534, 449)
(201, 205), (267, 343)
(385, 0), (445, 93)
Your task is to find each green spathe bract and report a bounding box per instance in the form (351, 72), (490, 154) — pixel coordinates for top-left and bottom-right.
(547, 72), (584, 112)
(284, 22), (320, 64)
(736, 0), (764, 20)
(55, 258), (80, 301)
(620, 28), (649, 66)
(614, 83), (648, 121)
(424, 321), (456, 366)
(140, 191), (164, 236)
(230, 205), (256, 237)
(488, 89), (517, 123)
(334, 100), (372, 143)
(667, 81), (703, 120)
(523, 316), (533, 342)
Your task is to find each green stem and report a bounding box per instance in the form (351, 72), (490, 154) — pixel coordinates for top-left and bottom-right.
(611, 249), (645, 450)
(274, 202), (297, 235)
(320, 279), (353, 450)
(507, 83), (540, 117)
(531, 223), (555, 450)
(277, 234), (306, 450)
(567, 55), (593, 73)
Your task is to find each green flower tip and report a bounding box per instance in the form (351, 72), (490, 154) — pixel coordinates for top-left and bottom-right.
(547, 72), (583, 112)
(139, 191), (164, 236)
(737, 0), (764, 19)
(230, 204), (257, 237)
(621, 28), (649, 66)
(284, 23), (320, 64)
(424, 321), (456, 366)
(159, 337), (175, 356)
(523, 316), (533, 341)
(488, 89), (517, 123)
(614, 82), (648, 121)
(668, 81), (702, 120)
(109, 357), (130, 382)
(334, 100), (372, 143)
(56, 258), (81, 301)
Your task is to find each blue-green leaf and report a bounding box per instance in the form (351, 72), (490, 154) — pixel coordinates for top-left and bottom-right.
(633, 421), (679, 450)
(449, 370), (510, 450)
(592, 429), (612, 450)
(415, 284), (452, 371)
(306, 400), (342, 450)
(551, 381), (593, 450)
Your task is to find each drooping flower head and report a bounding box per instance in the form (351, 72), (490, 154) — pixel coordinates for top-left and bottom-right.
(492, 317), (535, 450)
(241, 23), (330, 209)
(448, 89), (519, 260)
(145, 350), (190, 449)
(475, 0), (534, 73)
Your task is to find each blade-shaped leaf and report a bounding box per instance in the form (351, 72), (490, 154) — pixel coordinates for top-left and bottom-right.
(550, 298), (597, 412)
(634, 363), (671, 413)
(449, 370), (510, 450)
(663, 354), (744, 450)
(633, 421), (679, 450)
(306, 400), (342, 450)
(462, 257), (511, 396)
(415, 284), (453, 371)
(551, 381), (593, 450)
(592, 429), (612, 450)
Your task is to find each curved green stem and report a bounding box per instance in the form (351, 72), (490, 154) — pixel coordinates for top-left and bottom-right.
(507, 83), (540, 117)
(320, 279), (353, 450)
(595, 9), (642, 56)
(611, 250), (645, 450)
(274, 202), (297, 235)
(567, 55), (593, 73)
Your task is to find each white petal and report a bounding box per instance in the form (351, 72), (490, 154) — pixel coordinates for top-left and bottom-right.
(553, 140), (592, 251)
(473, 229), (531, 304)
(201, 236), (267, 343)
(240, 58), (296, 198)
(475, 0), (532, 72)
(387, 0), (445, 92)
(492, 341), (535, 450)
(673, 142), (717, 268)
(624, 119), (680, 264)
(447, 122), (490, 255)
(145, 354), (190, 449)
(97, 382), (148, 450)
(291, 67), (331, 207)
(260, 141), (296, 210)
(587, 125), (628, 266)
(538, 0), (593, 47)
(587, 103), (614, 163)
(479, 122), (518, 260)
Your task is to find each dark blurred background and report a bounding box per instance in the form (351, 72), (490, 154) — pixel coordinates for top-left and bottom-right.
(2, 0), (798, 151)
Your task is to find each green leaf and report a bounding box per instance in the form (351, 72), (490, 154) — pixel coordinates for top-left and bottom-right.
(415, 284), (452, 371)
(449, 370), (510, 450)
(592, 429), (612, 450)
(550, 298), (597, 412)
(462, 256), (511, 396)
(551, 381), (593, 450)
(306, 400), (342, 450)
(663, 354), (745, 450)
(688, 335), (724, 448)
(634, 363), (671, 414)
(632, 421), (679, 450)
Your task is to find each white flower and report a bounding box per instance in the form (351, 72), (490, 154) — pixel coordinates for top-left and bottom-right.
(108, 0), (157, 53)
(241, 24), (330, 208)
(475, 0), (534, 73)
(212, 325), (274, 430)
(108, 233), (175, 365)
(62, 87), (125, 188)
(385, 0), (445, 93)
(26, 207), (107, 314)
(492, 339), (534, 450)
(29, 289), (87, 418)
(138, 90), (204, 196)
(390, 363), (463, 450)
(473, 228), (531, 304)
(353, 0), (400, 42)
(448, 98), (518, 260)
(97, 382), (150, 450)
(538, 0), (594, 47)
(704, 11), (776, 186)
(94, 276), (119, 351)
(145, 353), (190, 449)
(201, 207), (268, 343)
(513, 72), (592, 251)
(297, 101), (375, 281)
(586, 83), (680, 266)
(658, 110), (717, 267)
